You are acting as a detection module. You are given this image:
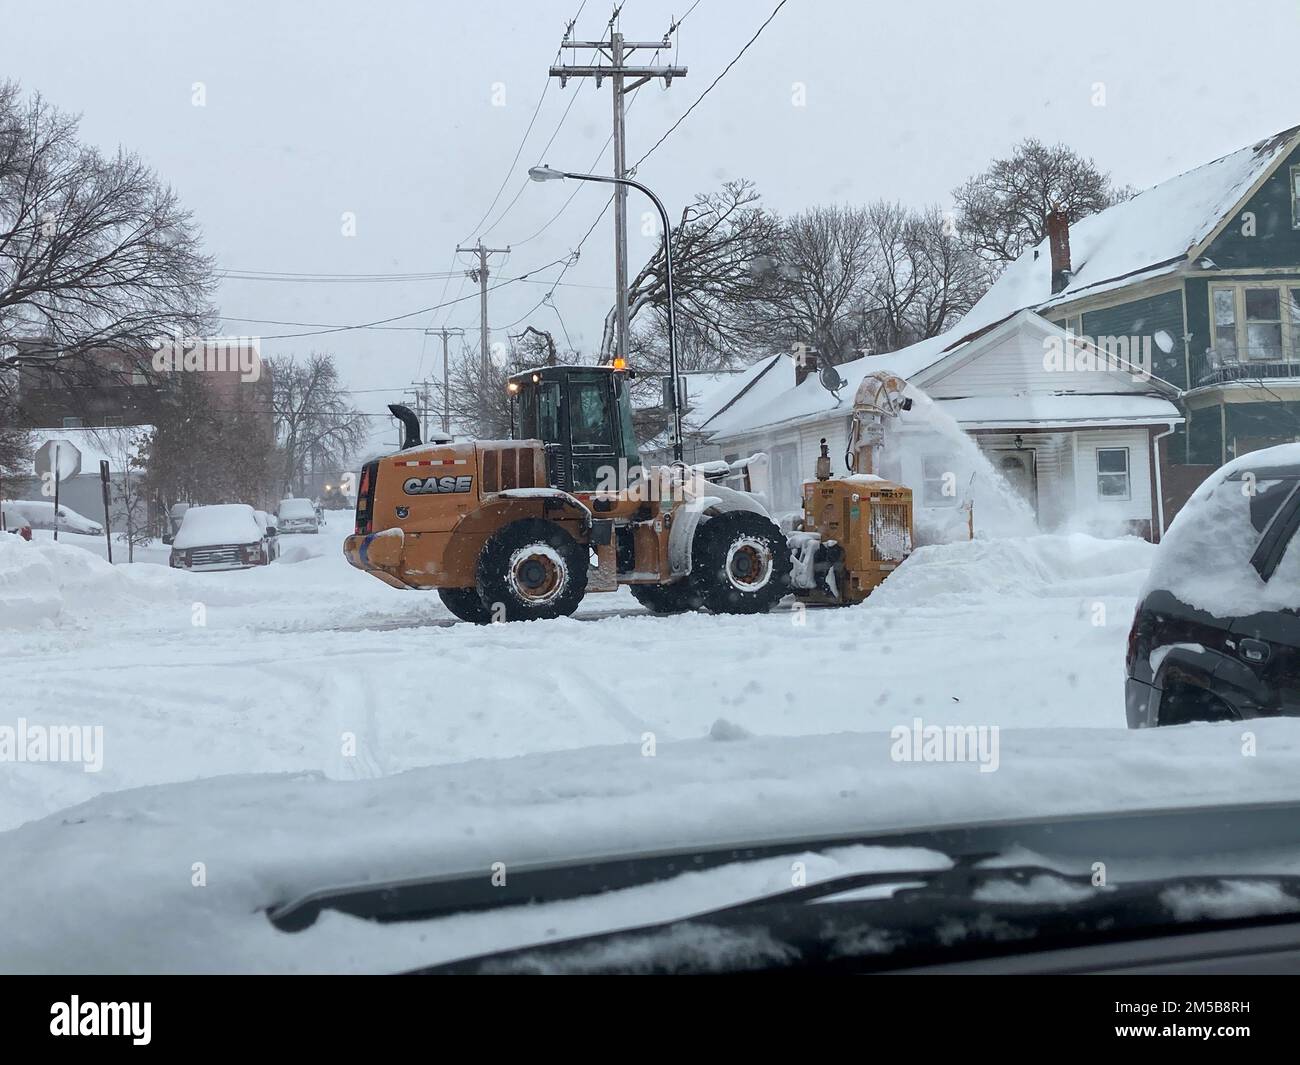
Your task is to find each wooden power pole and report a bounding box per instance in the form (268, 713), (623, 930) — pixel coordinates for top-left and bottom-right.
(549, 17), (685, 364)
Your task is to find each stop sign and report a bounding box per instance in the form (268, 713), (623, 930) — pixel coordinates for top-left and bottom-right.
(34, 439), (82, 482)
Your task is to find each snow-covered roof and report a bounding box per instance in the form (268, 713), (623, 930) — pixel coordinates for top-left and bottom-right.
(632, 371), (744, 418)
(21, 425), (153, 475)
(966, 125), (1300, 322)
(934, 394), (1182, 429)
(701, 128), (1300, 443)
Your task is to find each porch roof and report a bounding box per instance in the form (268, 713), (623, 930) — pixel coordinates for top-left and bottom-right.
(935, 394), (1183, 430)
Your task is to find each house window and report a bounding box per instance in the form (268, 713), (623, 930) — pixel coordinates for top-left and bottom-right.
(1210, 283), (1300, 363)
(922, 454), (959, 507)
(1244, 287), (1283, 359)
(1212, 286), (1238, 360)
(62, 416), (83, 428)
(1096, 447), (1131, 500)
(1063, 315), (1082, 336)
(1292, 165), (1300, 229)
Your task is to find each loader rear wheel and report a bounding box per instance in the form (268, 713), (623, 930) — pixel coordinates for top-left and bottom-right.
(477, 518), (588, 622)
(438, 587), (493, 625)
(691, 510), (792, 615)
(629, 580), (703, 615)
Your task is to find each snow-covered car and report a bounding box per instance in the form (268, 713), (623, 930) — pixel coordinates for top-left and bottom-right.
(1, 503), (33, 541)
(253, 510), (281, 562)
(276, 497), (319, 534)
(170, 504), (275, 571)
(1127, 444), (1300, 726)
(7, 499), (103, 535)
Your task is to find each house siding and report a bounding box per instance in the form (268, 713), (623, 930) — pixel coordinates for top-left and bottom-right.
(1072, 429), (1154, 531)
(1203, 142), (1300, 269)
(1079, 290), (1188, 389)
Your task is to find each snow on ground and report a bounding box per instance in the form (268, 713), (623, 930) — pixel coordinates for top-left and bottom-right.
(1, 521), (1157, 830)
(3, 515), (1299, 971)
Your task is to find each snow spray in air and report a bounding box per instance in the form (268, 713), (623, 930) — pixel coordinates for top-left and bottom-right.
(878, 384), (1038, 545)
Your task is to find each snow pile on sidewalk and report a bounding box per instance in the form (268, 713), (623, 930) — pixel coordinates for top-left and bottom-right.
(0, 536), (196, 627)
(0, 537), (64, 627)
(870, 533), (1156, 610)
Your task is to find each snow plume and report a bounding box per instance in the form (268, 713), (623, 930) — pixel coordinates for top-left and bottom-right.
(883, 384), (1038, 544)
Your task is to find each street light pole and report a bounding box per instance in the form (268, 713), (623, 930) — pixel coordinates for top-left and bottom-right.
(529, 165), (683, 464)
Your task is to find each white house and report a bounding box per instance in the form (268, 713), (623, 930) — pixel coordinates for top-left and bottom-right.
(694, 310), (1183, 541)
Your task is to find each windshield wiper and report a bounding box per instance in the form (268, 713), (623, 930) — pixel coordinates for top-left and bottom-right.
(416, 870), (1300, 975)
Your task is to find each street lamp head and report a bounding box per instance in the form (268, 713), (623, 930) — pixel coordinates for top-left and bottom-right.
(528, 165), (565, 183)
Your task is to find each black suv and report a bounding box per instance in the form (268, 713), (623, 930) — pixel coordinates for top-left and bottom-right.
(1127, 446), (1300, 727)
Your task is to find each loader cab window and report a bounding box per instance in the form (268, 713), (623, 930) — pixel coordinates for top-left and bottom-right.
(521, 381), (561, 444)
(614, 372), (641, 468)
(570, 377), (615, 447)
(566, 371), (621, 491)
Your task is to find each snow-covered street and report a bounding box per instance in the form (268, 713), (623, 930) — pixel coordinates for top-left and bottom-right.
(4, 519), (1300, 973)
(2, 515), (1163, 832)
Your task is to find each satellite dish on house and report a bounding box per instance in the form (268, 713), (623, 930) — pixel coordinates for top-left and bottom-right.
(818, 361), (844, 398)
(34, 439), (82, 482)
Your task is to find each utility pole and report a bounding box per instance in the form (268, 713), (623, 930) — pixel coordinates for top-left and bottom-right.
(455, 240), (509, 435)
(402, 384), (429, 442)
(550, 15), (686, 364)
(424, 326), (464, 434)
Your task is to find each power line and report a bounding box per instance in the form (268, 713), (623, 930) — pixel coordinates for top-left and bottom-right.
(216, 256), (571, 339)
(630, 0), (787, 174)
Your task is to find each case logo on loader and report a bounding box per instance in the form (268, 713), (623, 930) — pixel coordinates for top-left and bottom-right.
(403, 474), (473, 495)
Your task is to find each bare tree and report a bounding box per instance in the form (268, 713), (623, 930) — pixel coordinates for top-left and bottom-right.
(103, 434), (151, 563)
(602, 179), (779, 362)
(0, 81), (215, 387)
(735, 203), (878, 364)
(859, 203), (991, 353)
(0, 383), (31, 481)
(267, 353), (367, 496)
(953, 138), (1133, 264)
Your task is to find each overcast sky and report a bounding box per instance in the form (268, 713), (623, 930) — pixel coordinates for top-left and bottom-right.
(3, 0), (1299, 448)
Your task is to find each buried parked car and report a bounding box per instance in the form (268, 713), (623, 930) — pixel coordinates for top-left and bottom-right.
(170, 504), (276, 571)
(276, 497), (319, 534)
(6, 499), (103, 535)
(1127, 443), (1300, 727)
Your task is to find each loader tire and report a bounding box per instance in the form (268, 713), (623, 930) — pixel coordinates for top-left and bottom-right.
(691, 510), (792, 616)
(629, 580), (703, 615)
(477, 518), (588, 622)
(438, 586), (493, 625)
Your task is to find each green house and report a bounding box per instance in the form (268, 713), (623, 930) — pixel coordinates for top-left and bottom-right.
(967, 125), (1300, 523)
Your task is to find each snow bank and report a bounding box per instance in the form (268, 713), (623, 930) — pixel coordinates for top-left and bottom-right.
(3, 720), (1300, 973)
(0, 538), (63, 627)
(0, 536), (198, 626)
(871, 533), (1156, 610)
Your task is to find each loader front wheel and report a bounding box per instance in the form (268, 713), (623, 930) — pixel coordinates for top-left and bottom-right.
(438, 587), (493, 625)
(629, 580), (703, 615)
(477, 518), (588, 622)
(691, 511), (792, 615)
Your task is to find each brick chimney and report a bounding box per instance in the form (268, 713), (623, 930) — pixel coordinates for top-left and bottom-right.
(794, 347), (819, 386)
(1046, 207), (1072, 294)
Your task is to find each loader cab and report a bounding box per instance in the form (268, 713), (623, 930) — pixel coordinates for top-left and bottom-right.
(510, 365), (641, 492)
